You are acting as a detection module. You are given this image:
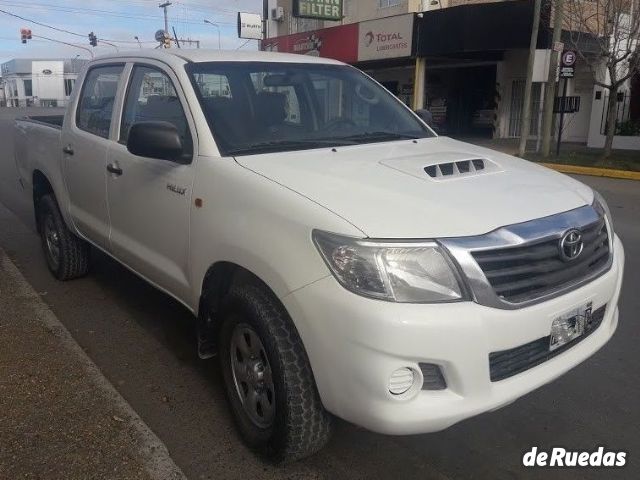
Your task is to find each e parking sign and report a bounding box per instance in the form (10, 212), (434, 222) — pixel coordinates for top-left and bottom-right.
(560, 50), (576, 78)
(561, 50), (577, 67)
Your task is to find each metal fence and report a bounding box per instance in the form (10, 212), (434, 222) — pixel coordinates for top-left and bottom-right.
(508, 80), (542, 138)
(599, 91), (637, 135)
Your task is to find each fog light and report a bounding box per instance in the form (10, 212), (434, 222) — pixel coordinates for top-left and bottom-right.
(389, 367), (415, 395)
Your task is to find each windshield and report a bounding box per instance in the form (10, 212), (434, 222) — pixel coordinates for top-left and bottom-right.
(186, 61), (435, 156)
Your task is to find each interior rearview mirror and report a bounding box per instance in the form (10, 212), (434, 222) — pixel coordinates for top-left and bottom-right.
(126, 121), (184, 162)
(263, 73), (304, 87)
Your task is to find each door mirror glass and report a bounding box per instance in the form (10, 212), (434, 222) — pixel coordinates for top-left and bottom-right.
(126, 121), (183, 162)
(414, 109), (433, 126)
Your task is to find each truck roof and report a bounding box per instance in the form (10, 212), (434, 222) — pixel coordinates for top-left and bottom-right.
(93, 49), (344, 66)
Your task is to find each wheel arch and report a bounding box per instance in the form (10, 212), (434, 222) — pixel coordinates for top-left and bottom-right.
(32, 169), (55, 233)
(196, 261), (288, 359)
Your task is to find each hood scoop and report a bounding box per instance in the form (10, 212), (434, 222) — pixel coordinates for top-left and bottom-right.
(380, 152), (502, 182)
(425, 159), (488, 179)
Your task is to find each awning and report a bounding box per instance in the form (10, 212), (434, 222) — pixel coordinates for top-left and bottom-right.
(415, 0), (550, 58)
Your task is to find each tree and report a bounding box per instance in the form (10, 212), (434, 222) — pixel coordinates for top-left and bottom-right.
(566, 0), (640, 158)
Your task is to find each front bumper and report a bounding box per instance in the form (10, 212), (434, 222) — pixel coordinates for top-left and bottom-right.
(282, 235), (624, 435)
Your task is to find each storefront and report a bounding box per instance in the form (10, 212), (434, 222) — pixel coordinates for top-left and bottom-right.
(263, 0), (602, 143)
(413, 0), (547, 138)
(262, 13), (417, 107)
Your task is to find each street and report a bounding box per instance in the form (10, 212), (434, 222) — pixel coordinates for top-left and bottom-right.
(0, 107), (638, 480)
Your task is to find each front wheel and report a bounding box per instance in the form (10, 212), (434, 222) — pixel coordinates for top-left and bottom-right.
(218, 285), (332, 463)
(37, 194), (90, 280)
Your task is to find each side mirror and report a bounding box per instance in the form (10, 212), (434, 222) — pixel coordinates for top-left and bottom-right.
(414, 109), (433, 126)
(127, 121), (184, 162)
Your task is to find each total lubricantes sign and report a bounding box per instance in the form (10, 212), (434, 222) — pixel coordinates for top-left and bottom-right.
(262, 14), (413, 63)
(358, 15), (413, 61)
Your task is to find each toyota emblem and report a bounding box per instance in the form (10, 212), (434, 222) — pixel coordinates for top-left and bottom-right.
(559, 229), (583, 261)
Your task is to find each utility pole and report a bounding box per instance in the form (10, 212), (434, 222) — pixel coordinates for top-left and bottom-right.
(159, 2), (172, 36)
(541, 0), (565, 158)
(517, 0), (543, 157)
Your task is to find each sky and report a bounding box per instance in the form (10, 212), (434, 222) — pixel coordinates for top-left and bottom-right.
(0, 0), (262, 64)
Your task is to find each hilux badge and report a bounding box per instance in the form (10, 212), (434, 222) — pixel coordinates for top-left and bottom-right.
(559, 229), (583, 261)
(167, 183), (187, 196)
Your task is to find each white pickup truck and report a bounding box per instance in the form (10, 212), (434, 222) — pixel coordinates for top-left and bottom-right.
(14, 50), (624, 462)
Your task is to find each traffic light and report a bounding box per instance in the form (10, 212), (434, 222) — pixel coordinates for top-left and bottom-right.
(88, 32), (97, 47)
(20, 28), (32, 44)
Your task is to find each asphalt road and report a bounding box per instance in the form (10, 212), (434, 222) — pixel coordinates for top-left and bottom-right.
(1, 107), (638, 480)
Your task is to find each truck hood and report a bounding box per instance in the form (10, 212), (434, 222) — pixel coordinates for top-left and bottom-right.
(235, 137), (594, 238)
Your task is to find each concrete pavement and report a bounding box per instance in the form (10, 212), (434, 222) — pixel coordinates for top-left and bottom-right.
(0, 107), (638, 479)
(0, 245), (186, 479)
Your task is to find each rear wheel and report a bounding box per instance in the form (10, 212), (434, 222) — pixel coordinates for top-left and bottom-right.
(218, 284), (332, 463)
(37, 194), (90, 280)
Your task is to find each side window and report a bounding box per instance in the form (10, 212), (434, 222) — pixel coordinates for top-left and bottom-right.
(120, 65), (193, 158)
(76, 65), (124, 138)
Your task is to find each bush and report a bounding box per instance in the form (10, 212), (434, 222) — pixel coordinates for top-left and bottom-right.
(617, 120), (640, 136)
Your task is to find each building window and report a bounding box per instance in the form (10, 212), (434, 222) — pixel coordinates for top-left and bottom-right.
(379, 0), (402, 7)
(24, 79), (33, 97)
(64, 78), (75, 97)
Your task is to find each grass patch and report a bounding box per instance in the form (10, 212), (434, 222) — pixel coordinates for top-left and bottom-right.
(525, 149), (640, 172)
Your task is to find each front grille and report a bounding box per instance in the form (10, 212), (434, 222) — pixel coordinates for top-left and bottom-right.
(489, 305), (606, 382)
(472, 218), (610, 303)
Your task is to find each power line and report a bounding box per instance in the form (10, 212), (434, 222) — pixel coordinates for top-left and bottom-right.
(0, 1), (236, 26)
(0, 7), (158, 44)
(0, 7), (84, 38)
(31, 34), (94, 58)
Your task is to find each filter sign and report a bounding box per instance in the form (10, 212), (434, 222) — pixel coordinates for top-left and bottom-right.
(294, 0), (343, 21)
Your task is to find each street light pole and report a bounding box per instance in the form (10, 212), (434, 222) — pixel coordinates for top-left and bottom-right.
(159, 2), (172, 35)
(203, 19), (221, 49)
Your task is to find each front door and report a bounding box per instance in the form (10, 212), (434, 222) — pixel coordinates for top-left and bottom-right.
(106, 63), (196, 299)
(62, 64), (125, 250)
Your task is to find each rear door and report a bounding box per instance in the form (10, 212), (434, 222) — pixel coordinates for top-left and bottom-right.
(62, 63), (125, 250)
(106, 62), (196, 299)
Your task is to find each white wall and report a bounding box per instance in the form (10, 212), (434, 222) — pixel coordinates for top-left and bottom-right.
(31, 61), (64, 102)
(496, 49), (594, 143)
(587, 85), (640, 150)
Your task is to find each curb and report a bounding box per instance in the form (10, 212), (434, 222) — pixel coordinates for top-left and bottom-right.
(540, 162), (640, 181)
(0, 247), (187, 480)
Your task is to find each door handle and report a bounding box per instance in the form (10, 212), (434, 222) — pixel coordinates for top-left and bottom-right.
(62, 145), (74, 155)
(107, 163), (123, 176)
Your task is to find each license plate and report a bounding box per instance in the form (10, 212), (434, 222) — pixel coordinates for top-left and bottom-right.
(549, 302), (593, 352)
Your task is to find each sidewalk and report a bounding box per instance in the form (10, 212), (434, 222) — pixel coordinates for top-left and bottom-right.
(0, 247), (186, 480)
(460, 137), (640, 179)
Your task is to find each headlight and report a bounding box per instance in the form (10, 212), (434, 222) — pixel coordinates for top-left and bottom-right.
(592, 190), (614, 237)
(312, 230), (468, 303)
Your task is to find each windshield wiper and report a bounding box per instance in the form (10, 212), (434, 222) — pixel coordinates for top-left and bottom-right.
(227, 139), (356, 156)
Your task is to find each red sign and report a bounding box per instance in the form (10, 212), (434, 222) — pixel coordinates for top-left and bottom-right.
(262, 23), (358, 63)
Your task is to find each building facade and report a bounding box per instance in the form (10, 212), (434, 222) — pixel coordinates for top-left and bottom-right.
(263, 0), (638, 147)
(0, 58), (88, 108)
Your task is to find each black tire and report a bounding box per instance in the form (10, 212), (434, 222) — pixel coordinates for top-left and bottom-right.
(218, 284), (332, 463)
(37, 194), (90, 281)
